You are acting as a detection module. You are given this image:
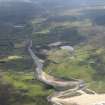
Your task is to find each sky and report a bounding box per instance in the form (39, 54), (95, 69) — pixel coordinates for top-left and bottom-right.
(0, 0), (32, 2)
(0, 0), (105, 5)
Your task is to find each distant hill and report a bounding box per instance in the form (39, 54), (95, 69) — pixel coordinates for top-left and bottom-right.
(0, 1), (44, 24)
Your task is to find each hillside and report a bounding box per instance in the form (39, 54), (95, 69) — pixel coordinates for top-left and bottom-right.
(0, 0), (105, 105)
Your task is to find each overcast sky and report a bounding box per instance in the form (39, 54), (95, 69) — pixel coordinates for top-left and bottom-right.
(0, 0), (32, 2)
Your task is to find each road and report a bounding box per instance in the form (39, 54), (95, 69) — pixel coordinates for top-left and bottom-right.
(27, 40), (105, 105)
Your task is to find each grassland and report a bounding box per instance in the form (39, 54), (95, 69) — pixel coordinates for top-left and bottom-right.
(1, 4), (105, 105)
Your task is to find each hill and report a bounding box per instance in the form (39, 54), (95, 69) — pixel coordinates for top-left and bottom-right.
(0, 1), (105, 105)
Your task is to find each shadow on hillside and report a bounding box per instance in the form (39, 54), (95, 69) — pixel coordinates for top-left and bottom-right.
(0, 56), (33, 72)
(0, 83), (50, 105)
